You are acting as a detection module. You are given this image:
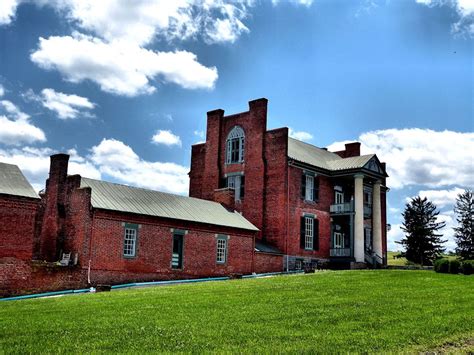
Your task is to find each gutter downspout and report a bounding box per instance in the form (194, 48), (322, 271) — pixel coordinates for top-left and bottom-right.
(286, 159), (293, 272)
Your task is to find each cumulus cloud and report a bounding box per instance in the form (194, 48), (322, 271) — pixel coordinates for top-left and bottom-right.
(0, 146), (101, 191)
(289, 128), (313, 142)
(40, 88), (95, 119)
(0, 84), (4, 97)
(0, 0), (18, 25)
(0, 100), (46, 145)
(415, 0), (474, 35)
(151, 130), (182, 147)
(90, 138), (189, 194)
(31, 33), (218, 96)
(413, 187), (466, 208)
(327, 128), (474, 189)
(272, 0), (314, 6)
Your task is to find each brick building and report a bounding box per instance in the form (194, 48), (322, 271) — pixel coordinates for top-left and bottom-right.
(0, 155), (258, 296)
(0, 97), (388, 296)
(189, 98), (388, 269)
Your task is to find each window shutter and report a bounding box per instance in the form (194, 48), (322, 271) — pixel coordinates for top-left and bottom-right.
(301, 173), (306, 199)
(300, 216), (306, 249)
(313, 218), (319, 250)
(240, 175), (245, 198)
(314, 177), (319, 201)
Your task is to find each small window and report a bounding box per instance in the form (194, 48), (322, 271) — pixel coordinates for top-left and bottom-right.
(226, 126), (245, 164)
(300, 215), (319, 250)
(305, 175), (314, 201)
(216, 236), (228, 264)
(123, 227), (137, 257)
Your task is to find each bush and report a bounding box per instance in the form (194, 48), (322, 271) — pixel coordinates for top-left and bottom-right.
(460, 260), (474, 275)
(434, 259), (449, 273)
(449, 260), (461, 274)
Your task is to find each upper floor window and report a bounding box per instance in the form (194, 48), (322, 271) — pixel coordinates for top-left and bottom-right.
(301, 172), (319, 202)
(363, 187), (372, 206)
(226, 126), (245, 164)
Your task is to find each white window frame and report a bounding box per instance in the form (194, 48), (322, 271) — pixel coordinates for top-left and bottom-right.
(304, 216), (314, 250)
(225, 126), (245, 164)
(227, 175), (242, 201)
(305, 175), (314, 201)
(335, 191), (344, 204)
(123, 228), (137, 257)
(216, 236), (228, 264)
(334, 232), (344, 249)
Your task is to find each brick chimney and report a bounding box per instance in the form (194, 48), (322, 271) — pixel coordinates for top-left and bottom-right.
(39, 154), (69, 261)
(334, 142), (361, 158)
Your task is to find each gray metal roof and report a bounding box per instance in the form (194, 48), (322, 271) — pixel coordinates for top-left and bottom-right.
(288, 138), (377, 172)
(288, 137), (341, 170)
(0, 162), (39, 199)
(328, 154), (375, 171)
(80, 178), (258, 231)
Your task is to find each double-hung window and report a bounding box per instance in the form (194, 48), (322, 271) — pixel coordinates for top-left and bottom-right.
(123, 224), (138, 257)
(300, 215), (319, 250)
(172, 231), (184, 269)
(216, 235), (228, 264)
(301, 172), (319, 202)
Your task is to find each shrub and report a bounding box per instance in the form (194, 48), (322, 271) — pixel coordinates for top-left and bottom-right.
(449, 260), (461, 274)
(434, 259), (449, 273)
(460, 260), (474, 275)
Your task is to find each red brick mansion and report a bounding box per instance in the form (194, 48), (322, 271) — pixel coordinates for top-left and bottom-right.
(0, 98), (388, 296)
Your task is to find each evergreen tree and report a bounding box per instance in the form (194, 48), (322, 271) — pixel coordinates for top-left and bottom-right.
(453, 189), (474, 260)
(398, 196), (446, 265)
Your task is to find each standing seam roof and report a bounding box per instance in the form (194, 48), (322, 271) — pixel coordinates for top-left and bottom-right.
(0, 162), (39, 199)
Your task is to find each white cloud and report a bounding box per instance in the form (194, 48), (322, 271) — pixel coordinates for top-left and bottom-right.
(0, 100), (46, 145)
(39, 88), (95, 119)
(90, 138), (189, 194)
(31, 33), (218, 96)
(0, 0), (19, 25)
(414, 187), (466, 208)
(387, 223), (404, 251)
(415, 0), (474, 35)
(0, 84), (4, 97)
(327, 128), (474, 189)
(289, 128), (313, 142)
(272, 0), (314, 6)
(151, 130), (182, 147)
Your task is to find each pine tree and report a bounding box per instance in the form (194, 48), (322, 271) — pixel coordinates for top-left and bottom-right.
(453, 189), (474, 260)
(398, 196), (446, 265)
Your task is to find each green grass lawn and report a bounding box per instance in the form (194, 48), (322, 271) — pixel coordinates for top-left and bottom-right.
(1, 270), (473, 353)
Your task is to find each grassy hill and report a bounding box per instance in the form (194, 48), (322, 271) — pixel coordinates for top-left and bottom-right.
(1, 270), (473, 353)
(387, 251), (459, 266)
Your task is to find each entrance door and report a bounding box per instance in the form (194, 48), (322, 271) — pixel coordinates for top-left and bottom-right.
(172, 233), (183, 269)
(334, 232), (344, 248)
(335, 191), (344, 204)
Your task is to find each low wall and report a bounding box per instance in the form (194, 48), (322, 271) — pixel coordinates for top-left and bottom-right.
(254, 252), (284, 274)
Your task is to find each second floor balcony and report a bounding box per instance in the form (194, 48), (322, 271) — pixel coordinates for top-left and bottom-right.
(330, 201), (354, 214)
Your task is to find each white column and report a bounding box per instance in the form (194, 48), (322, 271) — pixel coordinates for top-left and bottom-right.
(354, 174), (364, 262)
(372, 180), (382, 258)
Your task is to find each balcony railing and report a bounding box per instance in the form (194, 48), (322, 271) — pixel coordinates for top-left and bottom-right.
(330, 201), (354, 214)
(330, 248), (351, 257)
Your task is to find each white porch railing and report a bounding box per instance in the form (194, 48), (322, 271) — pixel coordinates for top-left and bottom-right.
(329, 201), (354, 214)
(330, 248), (351, 257)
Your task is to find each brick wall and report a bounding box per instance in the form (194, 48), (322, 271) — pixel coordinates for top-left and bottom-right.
(0, 195), (38, 260)
(254, 253), (283, 273)
(87, 210), (255, 285)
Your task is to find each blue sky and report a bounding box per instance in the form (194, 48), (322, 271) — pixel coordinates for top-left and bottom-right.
(0, 0), (472, 250)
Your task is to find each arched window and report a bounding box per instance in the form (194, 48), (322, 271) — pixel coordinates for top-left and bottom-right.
(226, 126), (245, 164)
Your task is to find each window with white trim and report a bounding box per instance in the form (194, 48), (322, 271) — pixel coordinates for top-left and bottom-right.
(304, 216), (314, 250)
(216, 236), (228, 264)
(123, 227), (137, 257)
(226, 126), (245, 164)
